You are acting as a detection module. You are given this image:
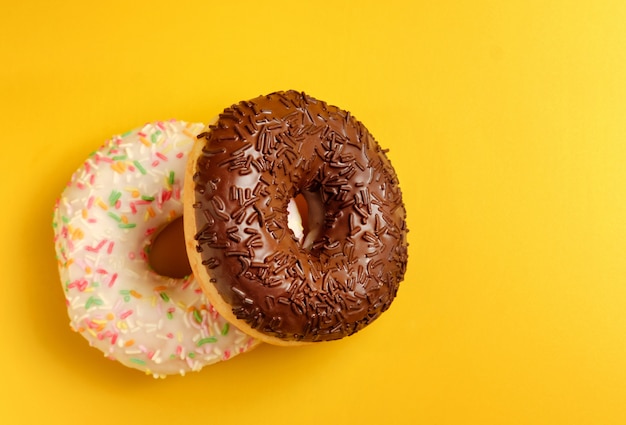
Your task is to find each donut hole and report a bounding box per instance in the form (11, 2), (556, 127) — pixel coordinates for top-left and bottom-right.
(148, 216), (192, 279)
(288, 192), (325, 250)
(288, 194), (309, 241)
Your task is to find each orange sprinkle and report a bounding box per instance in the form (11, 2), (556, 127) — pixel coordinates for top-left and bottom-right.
(130, 290), (142, 298)
(183, 128), (195, 139)
(124, 339), (135, 347)
(147, 207), (156, 218)
(154, 285), (168, 292)
(106, 313), (115, 321)
(97, 198), (108, 211)
(72, 228), (84, 240)
(169, 210), (177, 220)
(85, 266), (92, 275)
(139, 136), (151, 147)
(111, 161), (126, 174)
(131, 190), (140, 198)
(121, 215), (129, 224)
(81, 209), (88, 219)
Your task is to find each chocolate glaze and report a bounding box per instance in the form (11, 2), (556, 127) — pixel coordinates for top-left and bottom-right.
(192, 90), (408, 342)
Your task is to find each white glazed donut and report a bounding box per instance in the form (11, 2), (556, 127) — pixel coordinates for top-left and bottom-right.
(52, 120), (259, 377)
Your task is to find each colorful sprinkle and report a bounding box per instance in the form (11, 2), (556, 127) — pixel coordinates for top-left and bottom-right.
(197, 337), (218, 346)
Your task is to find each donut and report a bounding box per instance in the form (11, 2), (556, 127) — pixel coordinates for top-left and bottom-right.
(184, 90), (409, 345)
(52, 120), (259, 377)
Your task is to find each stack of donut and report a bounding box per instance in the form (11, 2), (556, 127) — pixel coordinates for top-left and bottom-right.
(53, 90), (408, 377)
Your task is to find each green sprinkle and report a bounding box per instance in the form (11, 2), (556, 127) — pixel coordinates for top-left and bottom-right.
(109, 190), (122, 206)
(112, 155), (127, 161)
(118, 223), (137, 229)
(130, 358), (146, 365)
(159, 292), (170, 302)
(141, 195), (155, 201)
(107, 212), (122, 222)
(221, 323), (230, 336)
(166, 311), (173, 320)
(193, 309), (202, 323)
(151, 132), (160, 143)
(120, 290), (131, 302)
(121, 129), (133, 137)
(168, 171), (175, 185)
(61, 215), (70, 224)
(133, 160), (147, 175)
(188, 352), (196, 358)
(197, 337), (218, 346)
(85, 296), (103, 309)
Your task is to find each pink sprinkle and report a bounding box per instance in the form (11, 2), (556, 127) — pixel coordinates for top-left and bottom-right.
(86, 239), (107, 253)
(76, 182), (86, 190)
(89, 174), (96, 185)
(87, 196), (95, 209)
(87, 218), (97, 224)
(166, 333), (174, 339)
(96, 268), (108, 274)
(115, 200), (121, 209)
(69, 279), (88, 292)
(110, 333), (118, 345)
(138, 131), (147, 137)
(145, 227), (157, 236)
(176, 346), (183, 356)
(223, 350), (231, 360)
(107, 241), (114, 254)
(156, 152), (168, 161)
(128, 252), (136, 260)
(108, 273), (118, 288)
(181, 278), (193, 290)
(128, 165), (136, 172)
(176, 152), (184, 159)
(173, 186), (181, 200)
(84, 162), (91, 173)
(130, 202), (137, 214)
(157, 121), (166, 131)
(162, 190), (172, 202)
(151, 160), (159, 167)
(120, 310), (133, 320)
(147, 351), (155, 360)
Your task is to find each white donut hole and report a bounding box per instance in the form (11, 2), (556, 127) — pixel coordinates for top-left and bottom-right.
(287, 197), (305, 242)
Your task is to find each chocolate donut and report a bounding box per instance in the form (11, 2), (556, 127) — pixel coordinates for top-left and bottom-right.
(184, 90), (408, 345)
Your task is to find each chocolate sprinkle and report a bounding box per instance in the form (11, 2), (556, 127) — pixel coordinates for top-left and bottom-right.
(192, 90), (408, 342)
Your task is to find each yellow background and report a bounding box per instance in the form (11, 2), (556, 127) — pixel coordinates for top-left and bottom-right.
(2, 1), (626, 423)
